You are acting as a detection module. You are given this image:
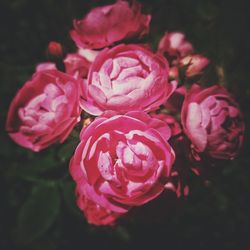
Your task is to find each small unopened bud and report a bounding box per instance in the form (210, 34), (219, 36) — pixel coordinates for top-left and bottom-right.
(48, 41), (63, 57)
(169, 66), (179, 80)
(180, 54), (210, 77)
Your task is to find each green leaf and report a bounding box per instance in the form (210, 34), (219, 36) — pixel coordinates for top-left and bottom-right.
(57, 139), (78, 163)
(196, 1), (218, 21)
(61, 181), (82, 218)
(115, 226), (131, 242)
(17, 183), (61, 245)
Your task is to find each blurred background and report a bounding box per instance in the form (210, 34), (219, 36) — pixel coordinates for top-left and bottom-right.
(0, 0), (250, 249)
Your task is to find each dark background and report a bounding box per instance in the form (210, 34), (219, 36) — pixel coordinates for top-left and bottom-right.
(1, 0), (250, 249)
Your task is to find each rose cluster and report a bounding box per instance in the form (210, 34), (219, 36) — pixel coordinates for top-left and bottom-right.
(6, 0), (245, 226)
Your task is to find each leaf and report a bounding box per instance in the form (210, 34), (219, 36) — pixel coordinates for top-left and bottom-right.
(17, 183), (61, 245)
(196, 1), (218, 21)
(61, 181), (82, 218)
(57, 139), (78, 163)
(115, 226), (131, 242)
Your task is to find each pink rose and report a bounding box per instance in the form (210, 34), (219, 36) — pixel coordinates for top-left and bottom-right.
(150, 113), (182, 137)
(158, 32), (193, 58)
(70, 111), (175, 217)
(64, 49), (99, 79)
(80, 44), (176, 115)
(150, 113), (191, 197)
(78, 48), (99, 62)
(64, 53), (90, 79)
(169, 66), (179, 80)
(180, 54), (210, 77)
(75, 183), (122, 226)
(36, 62), (57, 72)
(181, 84), (245, 160)
(6, 67), (81, 152)
(47, 41), (63, 57)
(70, 0), (151, 49)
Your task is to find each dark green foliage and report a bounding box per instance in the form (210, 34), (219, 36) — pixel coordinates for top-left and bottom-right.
(16, 184), (61, 245)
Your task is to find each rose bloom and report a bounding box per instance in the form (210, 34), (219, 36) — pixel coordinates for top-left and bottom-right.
(80, 44), (176, 115)
(70, 0), (151, 49)
(158, 32), (193, 58)
(6, 66), (81, 152)
(150, 113), (182, 137)
(150, 112), (190, 197)
(75, 182), (123, 226)
(169, 66), (179, 80)
(47, 41), (63, 57)
(70, 111), (175, 217)
(35, 62), (57, 72)
(64, 48), (99, 79)
(64, 53), (90, 79)
(180, 54), (210, 78)
(181, 84), (245, 160)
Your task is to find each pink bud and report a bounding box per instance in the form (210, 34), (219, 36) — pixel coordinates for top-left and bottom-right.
(180, 54), (210, 77)
(169, 66), (179, 80)
(158, 32), (193, 58)
(48, 41), (63, 57)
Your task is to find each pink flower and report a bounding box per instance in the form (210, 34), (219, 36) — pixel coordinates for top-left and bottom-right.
(70, 111), (175, 217)
(64, 53), (90, 79)
(64, 49), (99, 79)
(150, 113), (182, 137)
(169, 66), (179, 80)
(70, 0), (151, 49)
(158, 32), (193, 58)
(181, 84), (245, 160)
(75, 183), (122, 226)
(36, 62), (57, 72)
(150, 113), (191, 197)
(80, 44), (176, 116)
(6, 67), (81, 152)
(180, 54), (210, 77)
(47, 41), (63, 57)
(78, 48), (99, 62)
